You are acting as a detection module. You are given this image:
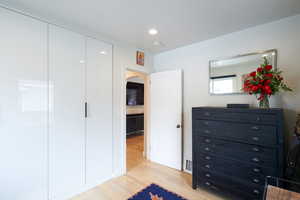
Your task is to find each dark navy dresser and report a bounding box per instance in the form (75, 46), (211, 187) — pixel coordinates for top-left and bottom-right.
(192, 107), (284, 200)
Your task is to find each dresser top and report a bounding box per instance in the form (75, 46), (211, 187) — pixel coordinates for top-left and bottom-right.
(192, 107), (283, 114)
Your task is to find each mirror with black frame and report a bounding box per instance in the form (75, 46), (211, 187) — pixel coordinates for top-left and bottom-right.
(209, 49), (277, 95)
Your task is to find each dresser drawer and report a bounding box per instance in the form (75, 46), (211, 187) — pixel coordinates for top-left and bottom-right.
(197, 170), (264, 200)
(194, 120), (278, 146)
(196, 136), (278, 168)
(192, 107), (284, 199)
(195, 153), (276, 185)
(193, 109), (277, 125)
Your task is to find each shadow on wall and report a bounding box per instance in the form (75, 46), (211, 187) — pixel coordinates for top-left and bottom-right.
(282, 71), (299, 150)
(284, 109), (298, 150)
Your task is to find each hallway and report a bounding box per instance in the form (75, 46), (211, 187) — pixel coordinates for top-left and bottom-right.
(126, 134), (145, 171)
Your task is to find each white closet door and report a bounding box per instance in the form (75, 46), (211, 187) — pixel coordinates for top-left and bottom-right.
(49, 25), (85, 199)
(0, 8), (48, 200)
(86, 38), (113, 185)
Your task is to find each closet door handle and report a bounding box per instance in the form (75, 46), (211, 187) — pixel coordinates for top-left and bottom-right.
(85, 102), (88, 118)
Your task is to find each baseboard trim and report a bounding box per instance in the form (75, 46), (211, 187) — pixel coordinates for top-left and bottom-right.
(184, 169), (192, 174)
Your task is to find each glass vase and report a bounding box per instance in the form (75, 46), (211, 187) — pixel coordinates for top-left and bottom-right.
(258, 96), (270, 108)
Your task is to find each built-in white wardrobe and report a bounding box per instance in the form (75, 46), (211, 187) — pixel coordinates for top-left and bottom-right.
(0, 7), (113, 200)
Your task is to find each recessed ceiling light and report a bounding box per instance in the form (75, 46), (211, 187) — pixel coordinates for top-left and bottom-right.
(148, 28), (158, 35)
(100, 51), (107, 55)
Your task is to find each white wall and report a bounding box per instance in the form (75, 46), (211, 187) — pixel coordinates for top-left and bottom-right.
(113, 45), (153, 176)
(154, 15), (300, 166)
(127, 77), (145, 84)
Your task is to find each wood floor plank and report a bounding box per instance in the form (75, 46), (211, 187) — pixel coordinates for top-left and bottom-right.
(266, 185), (300, 200)
(70, 134), (226, 200)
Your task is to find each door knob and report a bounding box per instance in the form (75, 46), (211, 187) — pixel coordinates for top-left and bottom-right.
(176, 124), (181, 128)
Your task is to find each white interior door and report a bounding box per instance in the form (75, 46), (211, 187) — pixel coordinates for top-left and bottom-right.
(86, 38), (113, 186)
(49, 25), (86, 199)
(0, 8), (48, 200)
(150, 70), (182, 170)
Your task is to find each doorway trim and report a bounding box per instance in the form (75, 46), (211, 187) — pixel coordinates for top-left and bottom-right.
(120, 68), (150, 174)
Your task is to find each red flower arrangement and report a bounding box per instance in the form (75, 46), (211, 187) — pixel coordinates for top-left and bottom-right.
(243, 57), (292, 108)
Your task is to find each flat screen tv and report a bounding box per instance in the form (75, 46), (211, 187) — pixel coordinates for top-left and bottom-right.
(126, 82), (144, 105)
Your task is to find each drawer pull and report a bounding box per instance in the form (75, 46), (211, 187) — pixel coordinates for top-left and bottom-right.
(204, 112), (211, 116)
(204, 130), (211, 134)
(251, 126), (260, 130)
(205, 182), (211, 186)
(204, 139), (211, 143)
(204, 121), (210, 125)
(253, 189), (260, 195)
(252, 137), (259, 141)
(205, 164), (211, 169)
(252, 157), (260, 163)
(253, 178), (260, 183)
(253, 168), (261, 173)
(204, 147), (210, 151)
(205, 156), (211, 160)
(256, 117), (261, 122)
(205, 173), (211, 178)
(252, 147), (260, 152)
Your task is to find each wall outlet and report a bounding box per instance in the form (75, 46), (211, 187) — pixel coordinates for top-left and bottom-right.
(185, 160), (192, 172)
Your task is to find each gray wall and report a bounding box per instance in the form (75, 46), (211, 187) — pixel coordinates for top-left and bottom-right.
(154, 15), (300, 165)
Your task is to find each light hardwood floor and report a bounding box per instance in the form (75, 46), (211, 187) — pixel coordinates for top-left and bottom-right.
(126, 134), (145, 171)
(71, 134), (225, 200)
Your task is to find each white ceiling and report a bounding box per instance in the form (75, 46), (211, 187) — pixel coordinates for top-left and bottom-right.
(1, 0), (300, 53)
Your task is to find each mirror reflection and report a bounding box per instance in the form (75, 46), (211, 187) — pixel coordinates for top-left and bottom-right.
(209, 49), (277, 95)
